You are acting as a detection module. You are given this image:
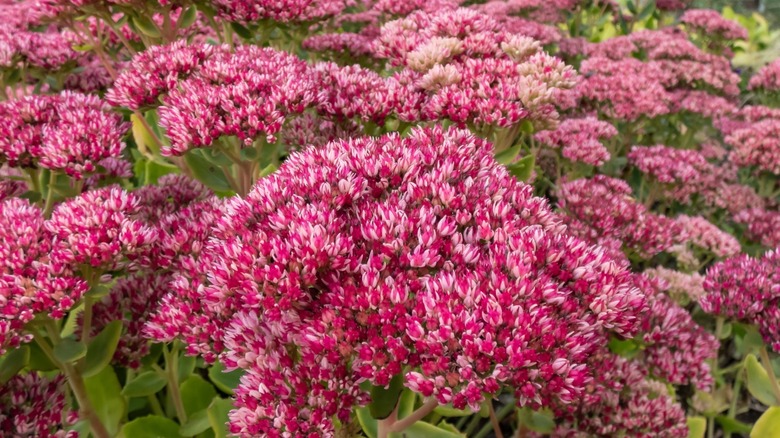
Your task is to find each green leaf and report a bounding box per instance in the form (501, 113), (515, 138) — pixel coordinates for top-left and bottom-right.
(207, 397), (234, 438)
(122, 371), (168, 397)
(746, 353), (780, 406)
(177, 6), (198, 29)
(141, 343), (164, 368)
(86, 284), (112, 300)
(85, 366), (126, 436)
(71, 43), (93, 52)
(715, 415), (753, 435)
(230, 22), (253, 40)
(686, 416), (706, 438)
(718, 322), (733, 340)
(356, 407), (378, 438)
(27, 342), (57, 371)
(752, 406), (780, 437)
(208, 362), (243, 395)
(144, 159), (179, 185)
(369, 373), (405, 419)
(180, 375), (217, 416)
(53, 338), (87, 363)
(184, 150), (232, 192)
(179, 409), (211, 437)
(0, 346), (30, 384)
(518, 120), (535, 134)
(120, 415), (183, 438)
(402, 421), (466, 437)
(494, 142), (523, 165)
(132, 15), (161, 38)
(517, 407), (555, 433)
(239, 147), (259, 161)
(82, 320), (123, 377)
(609, 337), (641, 359)
(636, 0), (655, 21)
(505, 154), (535, 182)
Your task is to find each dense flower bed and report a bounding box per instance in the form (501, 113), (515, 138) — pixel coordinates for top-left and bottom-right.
(0, 0), (778, 437)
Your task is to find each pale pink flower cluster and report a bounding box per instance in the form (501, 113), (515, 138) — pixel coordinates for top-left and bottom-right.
(681, 9), (749, 41)
(0, 92), (128, 179)
(371, 9), (576, 128)
(701, 250), (780, 352)
(628, 145), (721, 203)
(733, 208), (780, 249)
(645, 267), (706, 303)
(147, 126), (645, 436)
(675, 215), (741, 259)
(534, 117), (616, 166)
(0, 373), (78, 438)
(557, 176), (682, 258)
(750, 59), (780, 92)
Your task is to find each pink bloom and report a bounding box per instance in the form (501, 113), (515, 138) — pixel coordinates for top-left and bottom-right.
(535, 117), (615, 166)
(681, 9), (748, 41)
(152, 126), (644, 436)
(750, 59), (780, 92)
(733, 208), (780, 249)
(675, 215), (741, 258)
(0, 373), (78, 438)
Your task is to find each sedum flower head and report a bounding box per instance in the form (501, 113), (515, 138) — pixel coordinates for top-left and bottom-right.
(149, 126), (645, 436)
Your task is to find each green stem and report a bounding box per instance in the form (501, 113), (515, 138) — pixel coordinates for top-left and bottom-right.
(148, 394), (165, 416)
(42, 171), (58, 218)
(723, 366), (745, 438)
(164, 343), (188, 424)
(475, 403), (515, 438)
(34, 324), (111, 438)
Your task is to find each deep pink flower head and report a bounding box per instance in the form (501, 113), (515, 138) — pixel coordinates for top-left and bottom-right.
(0, 198), (88, 353)
(45, 186), (158, 271)
(734, 208), (780, 249)
(0, 373), (78, 438)
(157, 45), (316, 155)
(313, 62), (404, 123)
(577, 57), (671, 121)
(106, 41), (221, 111)
(534, 117), (615, 166)
(701, 250), (780, 352)
(724, 117), (780, 174)
(0, 92), (128, 178)
(628, 145), (719, 203)
(151, 126), (644, 436)
(750, 59), (780, 93)
(681, 9), (748, 41)
(635, 274), (718, 389)
(543, 354), (688, 437)
(212, 0), (345, 23)
(557, 176), (682, 258)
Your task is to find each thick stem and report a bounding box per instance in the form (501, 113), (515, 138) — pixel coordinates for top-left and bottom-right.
(759, 346), (780, 404)
(376, 402), (399, 438)
(388, 398), (438, 433)
(487, 402), (505, 438)
(724, 365), (745, 438)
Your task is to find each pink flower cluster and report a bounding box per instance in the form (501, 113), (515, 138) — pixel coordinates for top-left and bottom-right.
(546, 354), (688, 437)
(733, 208), (780, 249)
(534, 117), (616, 166)
(750, 59), (780, 92)
(148, 126), (645, 436)
(701, 250), (780, 352)
(212, 0), (346, 23)
(0, 92), (128, 178)
(675, 215), (741, 259)
(724, 117), (780, 174)
(636, 275), (718, 389)
(628, 145), (719, 203)
(0, 373), (77, 438)
(645, 266), (706, 303)
(556, 176), (682, 259)
(681, 9), (748, 41)
(0, 198), (87, 354)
